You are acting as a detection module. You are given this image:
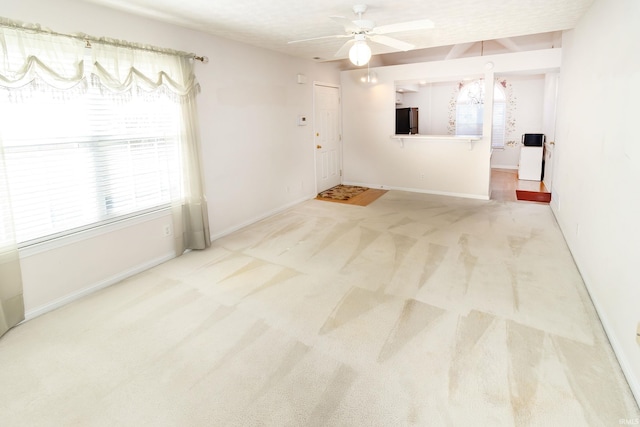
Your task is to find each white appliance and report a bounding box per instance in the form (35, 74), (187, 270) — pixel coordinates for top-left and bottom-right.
(518, 146), (544, 181)
(518, 134), (545, 181)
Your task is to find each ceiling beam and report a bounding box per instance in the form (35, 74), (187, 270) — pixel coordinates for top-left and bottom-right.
(445, 42), (476, 60)
(495, 38), (523, 52)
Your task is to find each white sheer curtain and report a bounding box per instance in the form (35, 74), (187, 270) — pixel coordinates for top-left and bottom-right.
(0, 142), (24, 338)
(0, 21), (84, 337)
(173, 58), (211, 251)
(0, 19), (210, 335)
(0, 22), (86, 89)
(89, 43), (210, 253)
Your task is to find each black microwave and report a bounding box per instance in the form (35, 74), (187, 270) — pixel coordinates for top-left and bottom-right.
(522, 133), (545, 147)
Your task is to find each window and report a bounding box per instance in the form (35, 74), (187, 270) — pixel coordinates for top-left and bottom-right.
(455, 79), (507, 148)
(0, 81), (183, 245)
(1, 19), (209, 263)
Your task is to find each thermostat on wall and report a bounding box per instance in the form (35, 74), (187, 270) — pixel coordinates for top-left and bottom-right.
(298, 115), (307, 126)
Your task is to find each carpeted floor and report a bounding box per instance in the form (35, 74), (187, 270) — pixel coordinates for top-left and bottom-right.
(1, 191), (638, 425)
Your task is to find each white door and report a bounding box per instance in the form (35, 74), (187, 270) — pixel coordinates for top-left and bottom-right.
(314, 84), (342, 193)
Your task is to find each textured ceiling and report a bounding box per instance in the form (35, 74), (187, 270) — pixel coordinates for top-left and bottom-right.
(81, 0), (594, 62)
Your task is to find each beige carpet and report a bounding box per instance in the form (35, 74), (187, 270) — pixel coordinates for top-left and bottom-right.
(1, 191), (638, 425)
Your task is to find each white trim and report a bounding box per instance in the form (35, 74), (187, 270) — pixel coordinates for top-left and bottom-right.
(210, 194), (315, 241)
(18, 208), (172, 258)
(342, 181), (490, 201)
(312, 81), (340, 89)
(23, 251), (176, 321)
(550, 204), (640, 406)
(491, 165), (519, 170)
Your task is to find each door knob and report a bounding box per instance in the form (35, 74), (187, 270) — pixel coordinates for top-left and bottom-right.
(316, 145), (322, 149)
(316, 132), (320, 137)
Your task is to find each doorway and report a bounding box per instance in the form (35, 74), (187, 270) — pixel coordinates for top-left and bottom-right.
(313, 83), (342, 193)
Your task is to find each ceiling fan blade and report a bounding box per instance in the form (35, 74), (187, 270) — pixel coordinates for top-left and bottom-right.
(369, 35), (414, 51)
(334, 39), (355, 58)
(330, 16), (360, 33)
(288, 34), (350, 44)
(372, 19), (434, 35)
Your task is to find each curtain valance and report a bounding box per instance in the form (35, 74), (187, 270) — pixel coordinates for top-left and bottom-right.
(0, 25), (85, 89)
(0, 18), (198, 95)
(91, 45), (198, 96)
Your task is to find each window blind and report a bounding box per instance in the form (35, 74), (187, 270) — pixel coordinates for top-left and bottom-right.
(456, 104), (484, 136)
(0, 83), (182, 245)
(455, 79), (507, 148)
(492, 102), (506, 148)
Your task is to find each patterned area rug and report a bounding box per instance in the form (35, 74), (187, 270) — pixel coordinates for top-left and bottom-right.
(317, 184), (369, 200)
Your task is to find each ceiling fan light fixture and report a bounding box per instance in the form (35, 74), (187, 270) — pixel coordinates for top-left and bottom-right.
(349, 40), (371, 66)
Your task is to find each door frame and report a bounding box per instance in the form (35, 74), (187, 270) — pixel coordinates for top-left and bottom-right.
(312, 81), (342, 194)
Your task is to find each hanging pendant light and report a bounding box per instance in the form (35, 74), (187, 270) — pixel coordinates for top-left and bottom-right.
(360, 71), (378, 84)
(360, 62), (378, 84)
(349, 34), (371, 66)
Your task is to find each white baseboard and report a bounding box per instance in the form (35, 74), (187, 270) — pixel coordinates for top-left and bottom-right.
(491, 165), (519, 170)
(23, 251), (176, 321)
(342, 181), (490, 201)
(550, 205), (640, 407)
(209, 194), (315, 241)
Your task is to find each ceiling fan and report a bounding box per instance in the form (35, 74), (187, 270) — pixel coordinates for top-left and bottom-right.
(288, 4), (434, 66)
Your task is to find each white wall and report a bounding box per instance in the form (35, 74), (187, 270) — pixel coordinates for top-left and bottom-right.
(2, 0), (340, 316)
(341, 50), (561, 199)
(552, 0), (640, 402)
(19, 213), (175, 316)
